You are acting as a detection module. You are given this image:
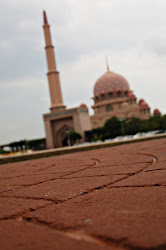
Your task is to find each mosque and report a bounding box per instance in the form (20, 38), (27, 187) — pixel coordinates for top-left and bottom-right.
(42, 11), (160, 149)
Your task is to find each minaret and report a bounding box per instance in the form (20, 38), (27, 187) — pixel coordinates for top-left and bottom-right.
(43, 11), (65, 113)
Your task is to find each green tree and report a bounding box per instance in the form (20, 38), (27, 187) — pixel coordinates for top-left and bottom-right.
(27, 139), (45, 151)
(160, 115), (166, 130)
(102, 117), (122, 139)
(68, 131), (82, 145)
(19, 140), (26, 151)
(124, 117), (142, 135)
(9, 142), (15, 152)
(148, 115), (161, 131)
(86, 127), (103, 142)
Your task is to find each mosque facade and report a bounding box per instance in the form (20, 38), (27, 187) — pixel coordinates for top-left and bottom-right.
(42, 11), (157, 149)
(90, 62), (151, 129)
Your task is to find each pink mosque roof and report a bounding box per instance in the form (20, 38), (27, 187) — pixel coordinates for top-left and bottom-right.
(128, 91), (136, 99)
(94, 71), (130, 96)
(139, 99), (145, 105)
(80, 103), (87, 108)
(153, 108), (160, 115)
(140, 101), (149, 109)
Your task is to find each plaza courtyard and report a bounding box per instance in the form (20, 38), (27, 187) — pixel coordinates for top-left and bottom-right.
(0, 138), (166, 249)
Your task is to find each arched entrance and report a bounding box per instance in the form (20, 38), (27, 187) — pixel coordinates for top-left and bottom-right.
(56, 125), (74, 147)
(61, 130), (69, 147)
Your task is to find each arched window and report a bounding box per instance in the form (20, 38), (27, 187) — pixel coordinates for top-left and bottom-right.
(124, 91), (128, 97)
(109, 92), (113, 99)
(117, 91), (121, 98)
(105, 104), (113, 112)
(101, 94), (106, 100)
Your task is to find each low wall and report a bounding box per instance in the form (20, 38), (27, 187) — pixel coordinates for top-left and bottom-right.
(0, 133), (166, 165)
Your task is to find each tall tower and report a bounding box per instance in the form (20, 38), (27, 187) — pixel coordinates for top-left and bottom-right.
(42, 11), (91, 149)
(43, 11), (65, 113)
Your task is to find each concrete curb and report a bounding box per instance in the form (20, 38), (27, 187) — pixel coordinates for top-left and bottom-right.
(1, 133), (166, 165)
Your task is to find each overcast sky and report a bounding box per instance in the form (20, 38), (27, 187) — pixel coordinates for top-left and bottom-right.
(0, 0), (166, 144)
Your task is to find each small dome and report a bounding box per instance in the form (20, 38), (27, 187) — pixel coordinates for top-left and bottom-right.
(154, 109), (160, 115)
(94, 71), (130, 96)
(140, 101), (149, 109)
(80, 103), (87, 108)
(139, 99), (144, 105)
(128, 91), (136, 99)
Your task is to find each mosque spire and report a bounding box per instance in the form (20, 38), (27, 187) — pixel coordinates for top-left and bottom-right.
(43, 11), (65, 112)
(106, 56), (110, 72)
(43, 10), (48, 25)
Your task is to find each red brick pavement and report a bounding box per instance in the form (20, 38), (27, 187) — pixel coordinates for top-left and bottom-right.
(0, 138), (166, 249)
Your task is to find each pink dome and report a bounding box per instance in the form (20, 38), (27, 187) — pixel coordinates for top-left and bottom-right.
(128, 92), (136, 99)
(80, 103), (87, 108)
(139, 99), (144, 105)
(140, 102), (149, 109)
(94, 71), (130, 96)
(153, 109), (160, 115)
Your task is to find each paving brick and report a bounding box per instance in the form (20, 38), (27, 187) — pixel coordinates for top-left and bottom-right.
(0, 138), (166, 249)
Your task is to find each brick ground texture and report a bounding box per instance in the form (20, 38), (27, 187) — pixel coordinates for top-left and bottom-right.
(0, 138), (166, 249)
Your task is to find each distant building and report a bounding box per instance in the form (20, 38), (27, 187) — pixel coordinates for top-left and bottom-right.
(42, 11), (158, 148)
(91, 62), (151, 128)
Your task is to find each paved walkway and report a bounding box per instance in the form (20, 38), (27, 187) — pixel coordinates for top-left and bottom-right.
(0, 138), (166, 249)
